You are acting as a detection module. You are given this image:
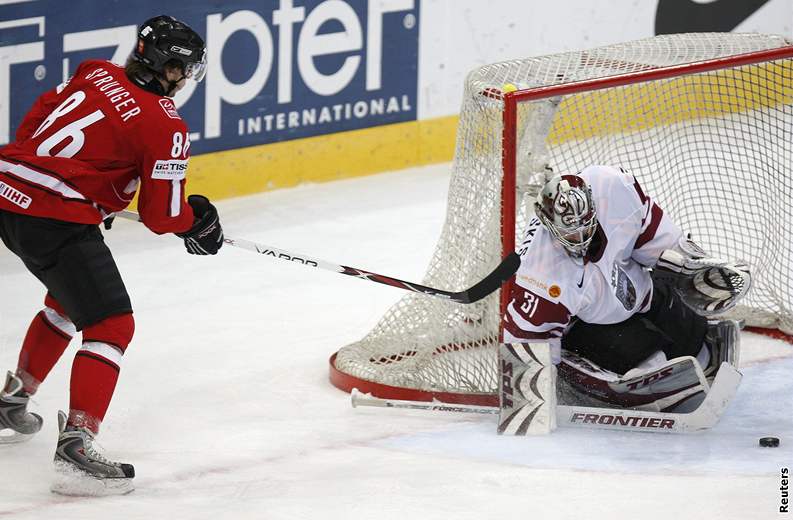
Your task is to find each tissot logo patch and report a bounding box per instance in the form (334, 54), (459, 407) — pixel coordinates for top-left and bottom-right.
(159, 99), (180, 119)
(151, 160), (188, 180)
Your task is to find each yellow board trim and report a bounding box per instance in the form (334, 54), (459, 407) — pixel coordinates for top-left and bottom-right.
(185, 115), (459, 200)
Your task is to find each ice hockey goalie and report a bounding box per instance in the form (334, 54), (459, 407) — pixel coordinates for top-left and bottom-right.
(502, 164), (748, 413)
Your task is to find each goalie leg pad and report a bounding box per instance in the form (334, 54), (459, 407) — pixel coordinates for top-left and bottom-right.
(558, 351), (710, 413)
(498, 343), (557, 435)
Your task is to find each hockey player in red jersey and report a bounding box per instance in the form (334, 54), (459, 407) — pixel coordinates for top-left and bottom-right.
(503, 165), (750, 412)
(0, 15), (221, 495)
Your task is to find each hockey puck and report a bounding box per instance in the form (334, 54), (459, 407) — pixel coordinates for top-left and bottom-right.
(759, 437), (780, 447)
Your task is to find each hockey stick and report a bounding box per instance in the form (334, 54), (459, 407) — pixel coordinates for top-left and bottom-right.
(351, 362), (742, 433)
(351, 391), (500, 415)
(115, 210), (520, 304)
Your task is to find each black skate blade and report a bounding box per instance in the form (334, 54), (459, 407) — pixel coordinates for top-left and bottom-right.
(51, 461), (134, 497)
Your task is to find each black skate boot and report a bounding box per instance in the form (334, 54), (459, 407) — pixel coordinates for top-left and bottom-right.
(0, 371), (43, 444)
(51, 410), (135, 496)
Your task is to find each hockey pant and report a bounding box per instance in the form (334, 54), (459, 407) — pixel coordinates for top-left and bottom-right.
(561, 278), (708, 375)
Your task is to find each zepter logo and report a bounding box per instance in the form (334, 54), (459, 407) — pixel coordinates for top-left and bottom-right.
(0, 2), (419, 154)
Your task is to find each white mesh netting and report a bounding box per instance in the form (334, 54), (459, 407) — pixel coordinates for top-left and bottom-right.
(333, 33), (793, 398)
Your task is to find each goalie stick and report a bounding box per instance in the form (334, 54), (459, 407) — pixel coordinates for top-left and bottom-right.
(115, 210), (520, 304)
(350, 362), (741, 433)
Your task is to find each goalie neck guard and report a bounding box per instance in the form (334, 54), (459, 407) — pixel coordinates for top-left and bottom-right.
(535, 174), (598, 258)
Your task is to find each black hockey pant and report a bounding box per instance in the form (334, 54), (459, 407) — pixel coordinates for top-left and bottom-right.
(0, 210), (131, 330)
(561, 279), (708, 375)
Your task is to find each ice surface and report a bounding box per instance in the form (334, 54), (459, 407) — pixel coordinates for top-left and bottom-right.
(0, 163), (790, 519)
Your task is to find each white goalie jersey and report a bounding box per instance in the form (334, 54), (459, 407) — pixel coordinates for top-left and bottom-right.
(502, 165), (683, 361)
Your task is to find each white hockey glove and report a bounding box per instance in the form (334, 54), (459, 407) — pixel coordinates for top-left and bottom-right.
(653, 236), (751, 316)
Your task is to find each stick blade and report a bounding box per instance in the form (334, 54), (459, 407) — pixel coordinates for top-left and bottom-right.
(457, 252), (521, 303)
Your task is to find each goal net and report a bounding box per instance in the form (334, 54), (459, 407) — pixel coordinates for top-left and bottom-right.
(330, 33), (793, 404)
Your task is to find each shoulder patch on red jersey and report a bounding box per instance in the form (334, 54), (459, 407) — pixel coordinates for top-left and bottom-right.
(151, 159), (188, 180)
(159, 99), (181, 119)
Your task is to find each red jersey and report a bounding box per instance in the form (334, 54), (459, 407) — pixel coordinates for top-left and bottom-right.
(0, 60), (194, 234)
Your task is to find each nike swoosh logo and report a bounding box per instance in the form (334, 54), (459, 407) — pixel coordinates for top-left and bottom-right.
(576, 272), (585, 288)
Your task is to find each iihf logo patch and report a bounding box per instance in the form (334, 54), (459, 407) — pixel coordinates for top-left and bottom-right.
(0, 181), (32, 209)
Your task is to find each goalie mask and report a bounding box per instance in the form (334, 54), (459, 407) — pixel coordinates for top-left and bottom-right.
(535, 174), (598, 258)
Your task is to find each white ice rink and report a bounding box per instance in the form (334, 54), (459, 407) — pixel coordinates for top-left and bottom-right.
(0, 163), (790, 519)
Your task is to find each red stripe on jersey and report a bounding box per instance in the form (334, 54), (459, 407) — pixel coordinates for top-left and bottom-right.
(634, 203), (663, 250)
(3, 155), (83, 192)
(632, 176), (649, 204)
(0, 157), (90, 203)
(503, 288), (570, 340)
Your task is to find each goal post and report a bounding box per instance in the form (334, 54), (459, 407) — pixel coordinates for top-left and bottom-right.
(330, 33), (793, 405)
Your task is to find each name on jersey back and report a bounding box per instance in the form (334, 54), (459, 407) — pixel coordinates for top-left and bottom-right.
(83, 68), (141, 123)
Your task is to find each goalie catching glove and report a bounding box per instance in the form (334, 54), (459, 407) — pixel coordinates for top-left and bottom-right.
(176, 195), (224, 255)
(653, 235), (751, 316)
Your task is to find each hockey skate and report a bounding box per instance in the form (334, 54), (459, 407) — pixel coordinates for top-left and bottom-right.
(51, 410), (135, 496)
(703, 319), (741, 380)
(0, 371), (43, 444)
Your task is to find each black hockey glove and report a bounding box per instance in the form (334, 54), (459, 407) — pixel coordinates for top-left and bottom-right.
(176, 195), (224, 255)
